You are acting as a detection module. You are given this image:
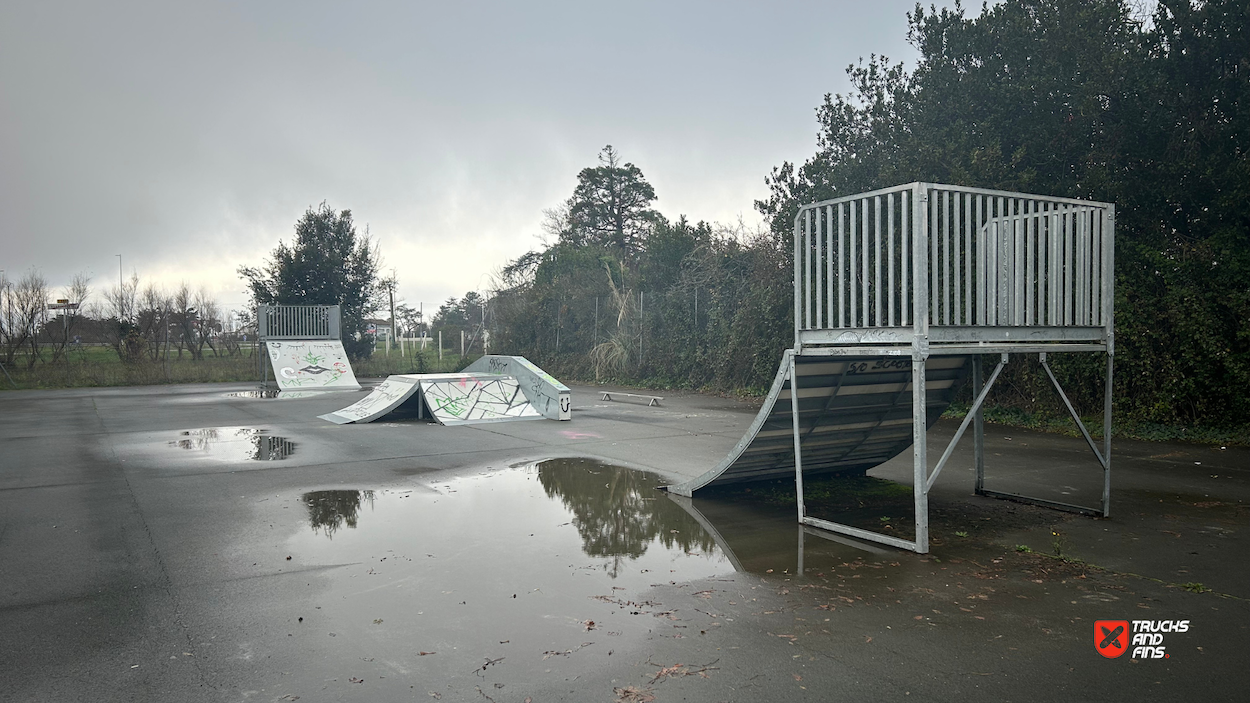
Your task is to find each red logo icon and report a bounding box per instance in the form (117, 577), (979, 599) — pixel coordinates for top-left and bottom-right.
(1095, 620), (1130, 658)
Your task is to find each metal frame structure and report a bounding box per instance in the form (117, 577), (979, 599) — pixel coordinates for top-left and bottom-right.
(789, 182), (1115, 553)
(256, 304), (343, 387)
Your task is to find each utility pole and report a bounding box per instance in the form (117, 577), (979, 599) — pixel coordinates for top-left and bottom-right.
(388, 270), (396, 358)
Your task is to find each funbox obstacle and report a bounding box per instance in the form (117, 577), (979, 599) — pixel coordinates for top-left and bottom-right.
(318, 355), (571, 426)
(666, 183), (1116, 554)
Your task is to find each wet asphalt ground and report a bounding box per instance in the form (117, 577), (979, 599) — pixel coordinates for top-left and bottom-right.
(1, 380), (1246, 702)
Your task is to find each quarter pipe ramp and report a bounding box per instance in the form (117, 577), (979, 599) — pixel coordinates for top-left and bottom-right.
(666, 352), (969, 496)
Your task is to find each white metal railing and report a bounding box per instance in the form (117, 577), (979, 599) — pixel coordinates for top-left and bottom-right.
(793, 183), (1114, 342)
(257, 304), (341, 340)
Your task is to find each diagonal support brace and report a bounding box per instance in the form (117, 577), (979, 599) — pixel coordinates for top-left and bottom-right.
(1040, 352), (1108, 469)
(925, 353), (1008, 493)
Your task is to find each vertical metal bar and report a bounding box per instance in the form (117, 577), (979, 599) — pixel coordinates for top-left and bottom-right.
(912, 355), (929, 554)
(1092, 208), (1101, 326)
(931, 190), (939, 325)
(901, 190), (910, 326)
(1066, 208), (1075, 326)
(953, 190), (962, 325)
(973, 355), (985, 494)
(861, 198), (870, 327)
(874, 195), (883, 326)
(796, 525), (805, 575)
(838, 204), (846, 328)
(789, 352), (805, 524)
(943, 190), (951, 326)
(914, 184), (929, 337)
(1049, 207), (1059, 325)
(888, 192), (896, 326)
(815, 207), (823, 329)
(976, 195), (985, 325)
(1076, 210), (1085, 325)
(1014, 199), (1025, 326)
(849, 200), (858, 327)
(793, 211), (802, 348)
(826, 206), (835, 328)
(965, 191), (975, 322)
(1026, 200), (1035, 325)
(804, 209), (812, 330)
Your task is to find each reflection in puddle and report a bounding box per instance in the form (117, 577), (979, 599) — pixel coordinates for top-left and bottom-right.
(537, 459), (717, 575)
(170, 427), (296, 460)
(281, 459), (890, 689)
(302, 489), (376, 538)
(224, 390), (330, 400)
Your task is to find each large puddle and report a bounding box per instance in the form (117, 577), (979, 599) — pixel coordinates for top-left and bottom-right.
(280, 459), (886, 686)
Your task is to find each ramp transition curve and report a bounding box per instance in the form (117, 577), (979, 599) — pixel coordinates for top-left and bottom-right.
(665, 353), (969, 496)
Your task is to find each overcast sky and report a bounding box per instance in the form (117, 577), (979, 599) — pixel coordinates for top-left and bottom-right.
(1, 0), (933, 316)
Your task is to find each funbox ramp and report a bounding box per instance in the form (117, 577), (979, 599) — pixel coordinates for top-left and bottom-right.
(665, 353), (970, 496)
(318, 372), (544, 425)
(267, 340), (361, 390)
(462, 355), (571, 421)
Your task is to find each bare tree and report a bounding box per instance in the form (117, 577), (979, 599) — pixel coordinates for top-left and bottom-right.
(1, 270), (49, 368)
(193, 288), (221, 358)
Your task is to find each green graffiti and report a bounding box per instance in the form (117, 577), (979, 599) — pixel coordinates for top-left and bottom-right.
(436, 396), (467, 417)
(301, 351), (325, 365)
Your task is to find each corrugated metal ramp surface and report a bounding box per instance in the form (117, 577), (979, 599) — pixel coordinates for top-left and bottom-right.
(666, 354), (969, 496)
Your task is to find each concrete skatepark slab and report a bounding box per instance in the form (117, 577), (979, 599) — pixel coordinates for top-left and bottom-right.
(1, 381), (1246, 702)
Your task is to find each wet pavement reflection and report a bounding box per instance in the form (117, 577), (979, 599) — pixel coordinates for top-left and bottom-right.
(302, 489), (376, 538)
(277, 458), (893, 694)
(224, 390), (332, 400)
(170, 427), (296, 460)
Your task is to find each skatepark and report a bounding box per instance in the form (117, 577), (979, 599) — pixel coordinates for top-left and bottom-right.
(2, 375), (1246, 702)
(2, 185), (1247, 701)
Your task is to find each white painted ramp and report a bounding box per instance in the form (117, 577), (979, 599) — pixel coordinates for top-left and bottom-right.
(318, 372), (543, 425)
(462, 355), (571, 420)
(318, 375), (422, 424)
(419, 373), (542, 425)
(267, 340), (361, 390)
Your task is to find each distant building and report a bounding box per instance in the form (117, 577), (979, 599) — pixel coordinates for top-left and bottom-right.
(364, 319), (392, 342)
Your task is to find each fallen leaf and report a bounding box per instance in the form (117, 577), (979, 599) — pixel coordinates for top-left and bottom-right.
(418, 651), (436, 656)
(614, 685), (656, 703)
(349, 677), (363, 684)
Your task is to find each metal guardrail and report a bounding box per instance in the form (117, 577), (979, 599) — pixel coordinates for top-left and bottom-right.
(793, 183), (1115, 348)
(257, 305), (341, 341)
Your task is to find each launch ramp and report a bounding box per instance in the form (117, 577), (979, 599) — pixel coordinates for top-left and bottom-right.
(667, 183), (1117, 554)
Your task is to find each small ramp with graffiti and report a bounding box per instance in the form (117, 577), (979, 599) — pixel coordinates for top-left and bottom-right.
(417, 373), (543, 425)
(319, 372), (545, 425)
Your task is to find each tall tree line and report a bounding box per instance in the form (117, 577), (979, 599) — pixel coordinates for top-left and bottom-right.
(494, 0), (1250, 429)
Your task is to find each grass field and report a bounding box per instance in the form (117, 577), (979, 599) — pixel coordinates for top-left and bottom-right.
(0, 344), (473, 390)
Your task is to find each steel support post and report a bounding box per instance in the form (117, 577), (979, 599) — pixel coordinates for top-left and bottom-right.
(973, 355), (986, 494)
(912, 354), (929, 553)
(789, 352), (805, 524)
